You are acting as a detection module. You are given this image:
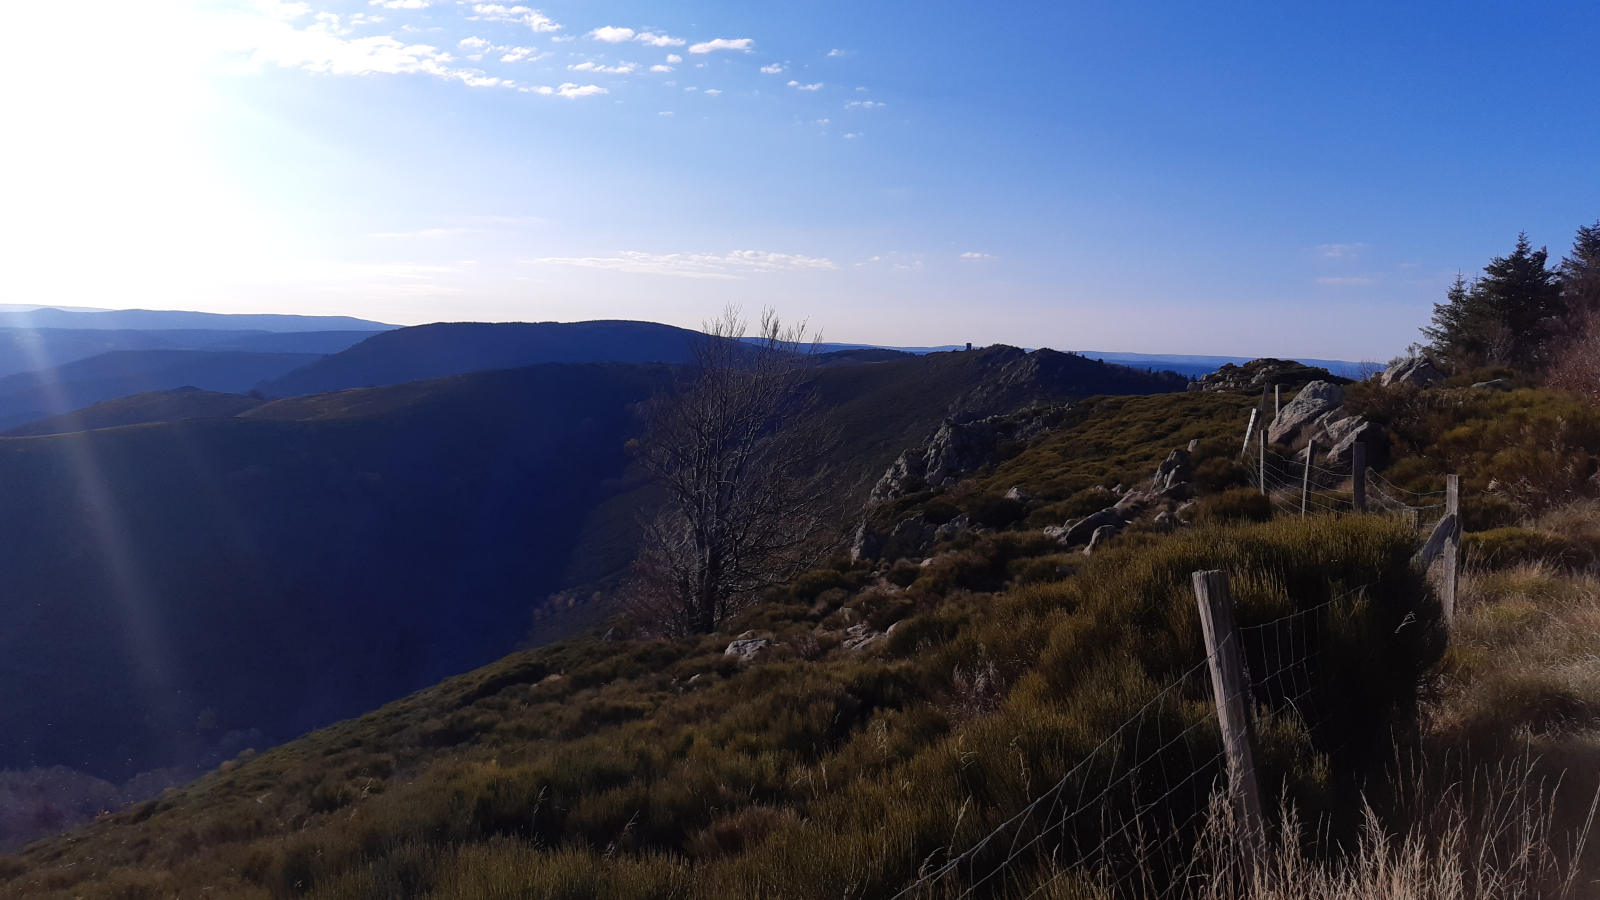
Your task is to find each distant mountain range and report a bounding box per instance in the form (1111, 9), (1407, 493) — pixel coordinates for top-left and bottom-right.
(0, 307), (391, 333)
(0, 329), (383, 380)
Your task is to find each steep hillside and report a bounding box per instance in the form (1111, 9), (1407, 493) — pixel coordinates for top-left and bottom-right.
(3, 388), (266, 437)
(0, 351), (320, 429)
(256, 320), (707, 397)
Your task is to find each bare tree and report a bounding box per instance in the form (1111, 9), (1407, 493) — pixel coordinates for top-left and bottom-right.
(627, 307), (841, 635)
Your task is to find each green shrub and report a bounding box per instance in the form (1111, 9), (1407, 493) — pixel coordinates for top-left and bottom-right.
(1186, 488), (1272, 525)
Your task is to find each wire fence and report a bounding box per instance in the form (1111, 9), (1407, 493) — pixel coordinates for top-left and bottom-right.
(1255, 442), (1448, 531)
(894, 583), (1369, 899)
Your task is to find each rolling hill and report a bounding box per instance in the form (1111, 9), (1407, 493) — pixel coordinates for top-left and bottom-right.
(0, 308), (391, 333)
(254, 320), (708, 397)
(2, 388), (266, 437)
(0, 350), (321, 430)
(0, 330), (378, 382)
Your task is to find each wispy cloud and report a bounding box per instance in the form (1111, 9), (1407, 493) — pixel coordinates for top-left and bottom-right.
(704, 88), (721, 95)
(760, 63), (786, 74)
(636, 32), (685, 47)
(589, 26), (684, 47)
(846, 100), (883, 108)
(1317, 276), (1374, 285)
(531, 250), (834, 279)
(521, 82), (607, 98)
(827, 48), (845, 57)
(570, 60), (638, 74)
(788, 80), (822, 91)
(689, 38), (754, 54)
(1317, 243), (1365, 259)
(960, 252), (995, 260)
(666, 53), (682, 63)
(469, 4), (560, 32)
(649, 64), (673, 73)
(368, 0), (428, 8)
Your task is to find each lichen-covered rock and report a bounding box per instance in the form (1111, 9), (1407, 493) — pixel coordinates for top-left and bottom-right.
(1150, 448), (1192, 492)
(724, 639), (770, 662)
(1268, 381), (1345, 445)
(1381, 357), (1445, 388)
(1083, 524), (1119, 555)
(1057, 507), (1125, 546)
(1325, 420), (1390, 468)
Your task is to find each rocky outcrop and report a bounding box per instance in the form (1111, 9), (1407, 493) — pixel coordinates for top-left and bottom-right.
(1150, 448), (1191, 492)
(1382, 357), (1445, 388)
(850, 520), (883, 562)
(1188, 358), (1345, 393)
(870, 405), (1070, 504)
(1268, 381), (1344, 445)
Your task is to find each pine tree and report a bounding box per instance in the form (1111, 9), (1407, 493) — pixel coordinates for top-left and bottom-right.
(1560, 220), (1600, 318)
(1423, 233), (1563, 369)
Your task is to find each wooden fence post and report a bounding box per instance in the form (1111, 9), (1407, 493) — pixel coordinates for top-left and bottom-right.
(1275, 384), (1281, 418)
(1192, 571), (1266, 857)
(1352, 442), (1367, 513)
(1258, 429), (1267, 496)
(1241, 408), (1258, 456)
(1442, 475), (1460, 624)
(1300, 440), (1313, 517)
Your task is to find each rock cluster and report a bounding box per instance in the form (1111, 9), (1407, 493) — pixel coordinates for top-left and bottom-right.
(1188, 358), (1344, 393)
(869, 405), (1070, 504)
(1264, 380), (1390, 467)
(1267, 381), (1345, 445)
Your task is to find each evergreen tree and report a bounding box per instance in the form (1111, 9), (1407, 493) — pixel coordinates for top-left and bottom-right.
(1560, 220), (1600, 318)
(1423, 233), (1562, 369)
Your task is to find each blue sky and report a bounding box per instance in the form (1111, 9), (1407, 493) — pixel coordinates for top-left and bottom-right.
(1, 0), (1596, 359)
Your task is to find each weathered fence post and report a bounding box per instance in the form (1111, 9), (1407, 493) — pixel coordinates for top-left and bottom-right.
(1258, 429), (1267, 496)
(1352, 442), (1367, 513)
(1192, 571), (1266, 858)
(1442, 474), (1460, 623)
(1300, 440), (1313, 517)
(1274, 384), (1281, 418)
(1241, 407), (1259, 456)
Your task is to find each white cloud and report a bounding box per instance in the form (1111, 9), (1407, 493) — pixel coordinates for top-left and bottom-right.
(500, 47), (545, 62)
(470, 4), (561, 32)
(649, 64), (673, 73)
(550, 34), (575, 42)
(1317, 276), (1374, 285)
(635, 32), (685, 47)
(844, 132), (859, 138)
(827, 48), (845, 57)
(704, 88), (721, 95)
(520, 82), (607, 98)
(856, 86), (867, 91)
(684, 85), (696, 90)
(570, 60), (638, 74)
(788, 80), (822, 91)
(812, 118), (829, 124)
(760, 63), (785, 74)
(689, 38), (754, 54)
(369, 0), (428, 8)
(960, 252), (995, 260)
(1317, 243), (1365, 259)
(846, 100), (884, 108)
(666, 53), (682, 63)
(459, 36), (492, 50)
(531, 250), (835, 279)
(658, 111), (673, 115)
(588, 25), (634, 42)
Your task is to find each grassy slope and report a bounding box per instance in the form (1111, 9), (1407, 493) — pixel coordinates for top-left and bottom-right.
(3, 389), (265, 437)
(0, 387), (1450, 900)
